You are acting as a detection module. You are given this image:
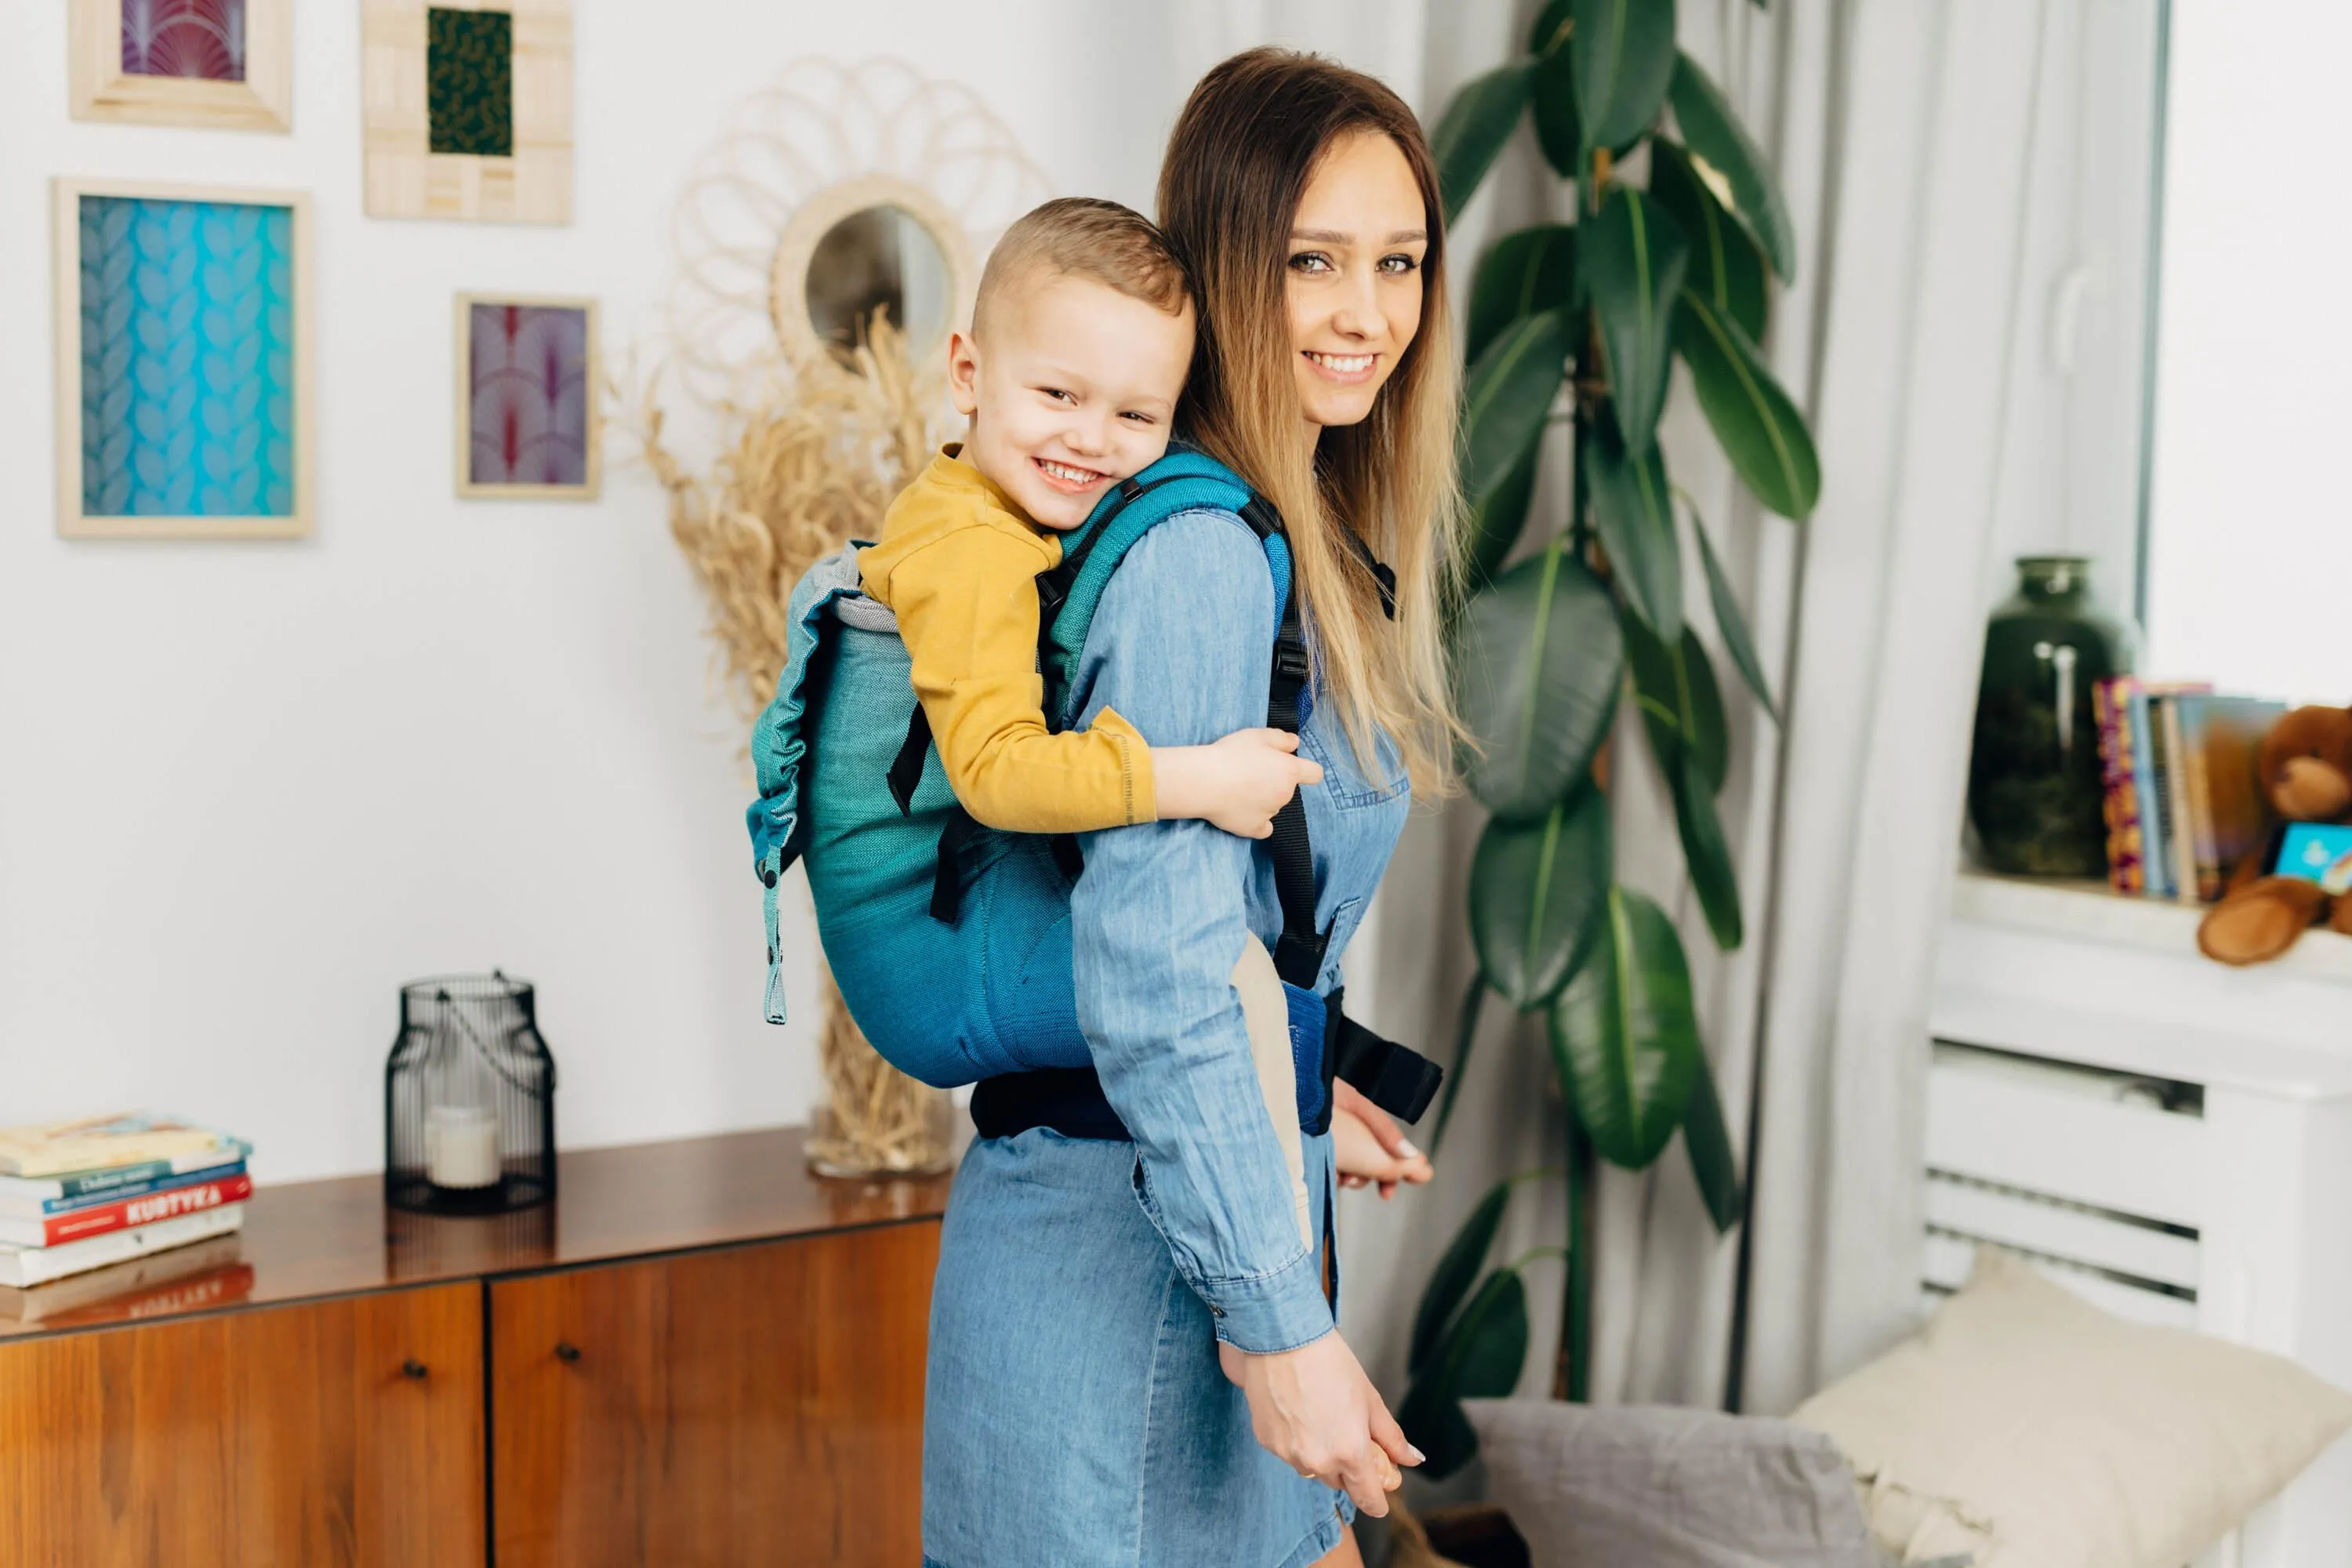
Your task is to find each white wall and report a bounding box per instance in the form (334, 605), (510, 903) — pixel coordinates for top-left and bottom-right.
(0, 3), (1191, 1183)
(2145, 0), (2352, 702)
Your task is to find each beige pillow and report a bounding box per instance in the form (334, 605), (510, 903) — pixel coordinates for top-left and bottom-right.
(1792, 1247), (2352, 1568)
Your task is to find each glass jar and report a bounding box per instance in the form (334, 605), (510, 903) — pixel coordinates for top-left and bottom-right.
(1965, 556), (2140, 877)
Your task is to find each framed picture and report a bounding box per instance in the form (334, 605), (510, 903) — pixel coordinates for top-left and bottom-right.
(53, 178), (315, 539)
(69, 0), (294, 132)
(362, 0), (574, 224)
(454, 294), (600, 499)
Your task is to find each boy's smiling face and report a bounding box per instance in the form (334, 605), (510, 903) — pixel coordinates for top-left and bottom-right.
(946, 271), (1193, 532)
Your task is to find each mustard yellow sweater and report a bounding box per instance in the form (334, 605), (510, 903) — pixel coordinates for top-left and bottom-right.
(858, 448), (1154, 833)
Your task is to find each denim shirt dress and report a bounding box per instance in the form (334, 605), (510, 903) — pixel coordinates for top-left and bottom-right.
(920, 507), (1411, 1568)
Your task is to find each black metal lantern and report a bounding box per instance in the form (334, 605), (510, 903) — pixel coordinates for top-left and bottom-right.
(385, 971), (556, 1215)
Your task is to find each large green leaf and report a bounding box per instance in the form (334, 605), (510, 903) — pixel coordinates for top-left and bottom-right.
(1584, 421), (1683, 644)
(1584, 187), (1688, 458)
(1429, 973), (1487, 1158)
(1453, 543), (1624, 821)
(1670, 746), (1744, 949)
(1668, 53), (1795, 281)
(1399, 1268), (1530, 1479)
(1690, 501), (1778, 720)
(1651, 139), (1766, 340)
(1674, 291), (1820, 519)
(1470, 786), (1613, 1009)
(1462, 309), (1571, 514)
(1434, 61), (1534, 224)
(1408, 1178), (1513, 1377)
(1625, 614), (1729, 793)
(1548, 886), (1701, 1170)
(1466, 441), (1539, 587)
(1467, 226), (1581, 366)
(1683, 1051), (1743, 1233)
(1573, 0), (1679, 152)
(1527, 0), (1584, 179)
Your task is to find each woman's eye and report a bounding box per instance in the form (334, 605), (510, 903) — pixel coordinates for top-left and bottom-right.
(1378, 253), (1421, 275)
(1287, 252), (1334, 274)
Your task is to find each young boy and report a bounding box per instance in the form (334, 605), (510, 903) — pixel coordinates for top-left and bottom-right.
(858, 198), (1328, 1243)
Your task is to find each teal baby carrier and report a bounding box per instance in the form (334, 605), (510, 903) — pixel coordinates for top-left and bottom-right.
(746, 448), (1440, 1127)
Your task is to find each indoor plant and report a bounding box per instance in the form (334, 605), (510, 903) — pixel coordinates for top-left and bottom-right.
(1402, 0), (1821, 1475)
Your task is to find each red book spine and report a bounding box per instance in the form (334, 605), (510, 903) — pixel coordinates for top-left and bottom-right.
(31, 1174), (252, 1247)
(2095, 677), (2145, 895)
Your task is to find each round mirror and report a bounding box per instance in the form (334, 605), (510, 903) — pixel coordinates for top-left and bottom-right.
(803, 204), (953, 358)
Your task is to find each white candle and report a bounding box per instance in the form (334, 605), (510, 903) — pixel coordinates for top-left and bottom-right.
(426, 1105), (500, 1189)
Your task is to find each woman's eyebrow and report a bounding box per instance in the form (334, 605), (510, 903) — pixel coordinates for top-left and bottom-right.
(1290, 227), (1429, 244)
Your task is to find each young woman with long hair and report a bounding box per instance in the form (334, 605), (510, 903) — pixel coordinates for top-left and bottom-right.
(920, 49), (1463, 1568)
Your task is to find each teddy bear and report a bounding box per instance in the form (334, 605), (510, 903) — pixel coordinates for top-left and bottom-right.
(2197, 704), (2352, 964)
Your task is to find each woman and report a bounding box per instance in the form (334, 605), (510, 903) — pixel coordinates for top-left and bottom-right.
(922, 49), (1461, 1568)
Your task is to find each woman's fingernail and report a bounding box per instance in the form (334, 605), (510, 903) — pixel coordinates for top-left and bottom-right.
(1405, 1444), (1426, 1465)
(1394, 1138), (1419, 1158)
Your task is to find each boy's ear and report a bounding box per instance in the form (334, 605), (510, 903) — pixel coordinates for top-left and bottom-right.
(946, 328), (981, 419)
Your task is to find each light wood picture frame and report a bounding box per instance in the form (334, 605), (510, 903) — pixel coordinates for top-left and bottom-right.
(53, 177), (317, 540)
(363, 0), (574, 224)
(70, 0), (293, 132)
(454, 293), (601, 500)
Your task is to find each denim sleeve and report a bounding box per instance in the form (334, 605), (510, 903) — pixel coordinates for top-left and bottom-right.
(1068, 510), (1334, 1355)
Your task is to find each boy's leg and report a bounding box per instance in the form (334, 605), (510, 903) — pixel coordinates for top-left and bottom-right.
(1230, 935), (1312, 1249)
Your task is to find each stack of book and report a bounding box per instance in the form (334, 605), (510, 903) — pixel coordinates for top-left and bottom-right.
(0, 1113), (252, 1290)
(2094, 679), (2285, 902)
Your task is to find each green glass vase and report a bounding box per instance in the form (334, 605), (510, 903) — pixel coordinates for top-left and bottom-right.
(1965, 556), (2139, 877)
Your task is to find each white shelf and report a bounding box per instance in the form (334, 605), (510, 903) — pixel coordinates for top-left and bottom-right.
(1933, 872), (2352, 1101)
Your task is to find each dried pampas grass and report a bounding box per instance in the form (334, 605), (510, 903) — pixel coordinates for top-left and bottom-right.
(617, 316), (954, 1178)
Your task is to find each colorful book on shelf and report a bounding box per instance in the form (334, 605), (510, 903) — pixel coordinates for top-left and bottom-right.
(0, 1114), (243, 1179)
(0, 1203), (246, 1290)
(2160, 695), (2201, 906)
(0, 1158), (246, 1221)
(2189, 695), (2289, 893)
(0, 1143), (251, 1205)
(2132, 684), (2173, 898)
(2094, 677), (2146, 894)
(0, 1172), (252, 1249)
(0, 1233), (249, 1326)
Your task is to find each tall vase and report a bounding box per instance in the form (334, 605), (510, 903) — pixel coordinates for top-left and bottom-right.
(1966, 555), (2140, 877)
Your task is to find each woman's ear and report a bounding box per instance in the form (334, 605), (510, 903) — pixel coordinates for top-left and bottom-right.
(946, 328), (982, 419)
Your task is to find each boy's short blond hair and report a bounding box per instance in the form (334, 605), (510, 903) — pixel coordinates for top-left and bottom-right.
(973, 198), (1192, 339)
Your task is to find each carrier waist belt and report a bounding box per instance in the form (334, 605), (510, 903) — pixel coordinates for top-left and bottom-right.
(969, 986), (1442, 1144)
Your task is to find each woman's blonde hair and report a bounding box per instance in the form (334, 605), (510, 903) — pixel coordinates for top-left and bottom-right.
(1159, 47), (1464, 797)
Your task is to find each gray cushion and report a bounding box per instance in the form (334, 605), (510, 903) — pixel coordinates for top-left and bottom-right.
(1462, 1399), (1892, 1568)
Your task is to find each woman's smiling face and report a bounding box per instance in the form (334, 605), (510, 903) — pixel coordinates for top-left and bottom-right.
(1285, 130), (1428, 433)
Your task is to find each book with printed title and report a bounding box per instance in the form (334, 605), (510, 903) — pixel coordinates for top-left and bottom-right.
(0, 1173), (253, 1249)
(0, 1157), (248, 1220)
(0, 1203), (247, 1290)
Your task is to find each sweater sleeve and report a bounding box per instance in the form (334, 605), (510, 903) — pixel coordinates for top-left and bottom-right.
(886, 525), (1158, 833)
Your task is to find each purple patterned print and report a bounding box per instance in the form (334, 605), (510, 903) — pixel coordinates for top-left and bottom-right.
(469, 304), (590, 488)
(122, 0), (249, 82)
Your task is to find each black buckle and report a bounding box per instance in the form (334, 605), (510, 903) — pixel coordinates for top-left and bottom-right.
(1272, 637), (1311, 689)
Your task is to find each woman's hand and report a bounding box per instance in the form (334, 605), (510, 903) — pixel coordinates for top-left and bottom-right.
(1225, 1330), (1421, 1515)
(1331, 1081), (1432, 1199)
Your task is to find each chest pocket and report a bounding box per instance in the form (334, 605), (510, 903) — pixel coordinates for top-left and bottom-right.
(1299, 721), (1409, 810)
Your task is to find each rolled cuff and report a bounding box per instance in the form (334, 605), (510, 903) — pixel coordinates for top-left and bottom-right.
(1197, 1246), (1336, 1356)
(1090, 706), (1156, 825)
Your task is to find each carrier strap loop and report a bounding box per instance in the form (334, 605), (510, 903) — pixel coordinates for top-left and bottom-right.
(930, 806), (978, 924)
(887, 703), (932, 817)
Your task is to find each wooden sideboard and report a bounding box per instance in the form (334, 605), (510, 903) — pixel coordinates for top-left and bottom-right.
(0, 1127), (951, 1568)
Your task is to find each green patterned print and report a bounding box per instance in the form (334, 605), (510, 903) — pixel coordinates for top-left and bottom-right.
(427, 8), (514, 158)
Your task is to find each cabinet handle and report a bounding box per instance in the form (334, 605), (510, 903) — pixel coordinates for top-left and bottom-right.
(554, 1341), (581, 1363)
(401, 1359), (428, 1380)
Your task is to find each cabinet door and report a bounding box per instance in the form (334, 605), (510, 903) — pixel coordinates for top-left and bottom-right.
(492, 1219), (938, 1568)
(0, 1282), (485, 1568)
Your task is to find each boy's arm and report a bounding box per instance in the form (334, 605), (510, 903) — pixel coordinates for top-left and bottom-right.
(888, 528), (1158, 834)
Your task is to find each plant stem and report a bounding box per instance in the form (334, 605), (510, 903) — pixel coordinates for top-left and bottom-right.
(1552, 1108), (1595, 1402)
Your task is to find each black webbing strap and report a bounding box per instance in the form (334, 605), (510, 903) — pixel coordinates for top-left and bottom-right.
(930, 806), (978, 924)
(1319, 988), (1443, 1127)
(887, 703), (931, 816)
(1035, 472), (1165, 680)
(1332, 525), (1398, 620)
(1236, 495), (1329, 990)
